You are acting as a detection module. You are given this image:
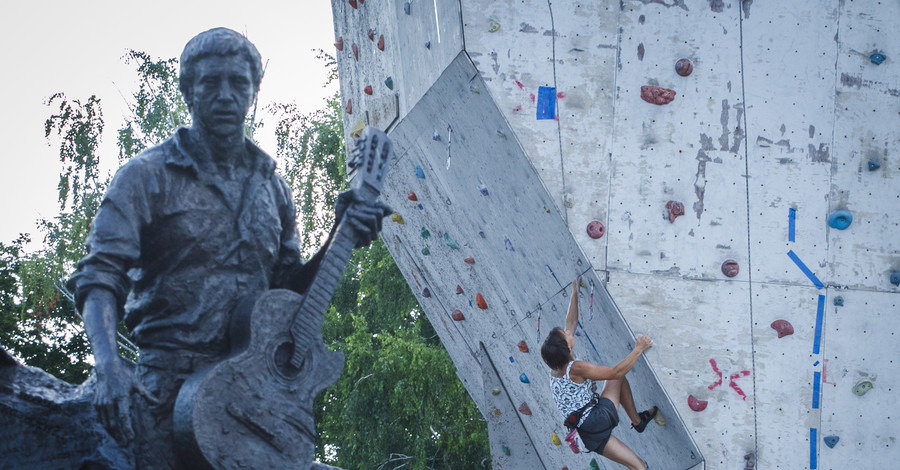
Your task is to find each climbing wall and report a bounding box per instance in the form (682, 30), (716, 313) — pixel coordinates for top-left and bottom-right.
(330, 1), (899, 469)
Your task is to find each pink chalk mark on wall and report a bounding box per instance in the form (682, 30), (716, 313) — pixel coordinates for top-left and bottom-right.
(515, 80), (524, 89)
(822, 359), (837, 386)
(707, 359), (723, 390)
(729, 371), (751, 400)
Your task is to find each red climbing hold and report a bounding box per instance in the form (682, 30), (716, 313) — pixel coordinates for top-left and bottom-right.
(368, 29), (375, 41)
(586, 221), (605, 239)
(688, 395), (708, 412)
(771, 320), (794, 338)
(335, 37), (344, 51)
(464, 256), (475, 265)
(476, 293), (488, 309)
(451, 310), (465, 321)
(518, 403), (533, 416)
(456, 285), (464, 294)
(407, 191), (417, 201)
(666, 200), (685, 223)
(675, 58), (693, 77)
(518, 341), (529, 353)
(352, 43), (359, 61)
(377, 35), (385, 51)
(345, 99), (352, 115)
(364, 85), (373, 95)
(349, 0), (358, 9)
(721, 259), (740, 278)
(640, 85), (676, 105)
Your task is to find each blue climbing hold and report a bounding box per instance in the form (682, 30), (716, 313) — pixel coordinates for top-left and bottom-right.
(824, 435), (839, 448)
(833, 296), (844, 307)
(418, 204), (424, 210)
(478, 184), (489, 196)
(870, 53), (886, 65)
(827, 210), (852, 230)
(504, 237), (514, 251)
(425, 41), (431, 49)
(868, 161), (881, 171)
(519, 373), (530, 383)
(403, 1), (410, 15)
(415, 165), (425, 179)
(890, 272), (900, 287)
(432, 130), (441, 141)
(509, 356), (515, 363)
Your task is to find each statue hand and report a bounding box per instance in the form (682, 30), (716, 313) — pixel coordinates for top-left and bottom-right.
(93, 358), (159, 445)
(336, 190), (393, 248)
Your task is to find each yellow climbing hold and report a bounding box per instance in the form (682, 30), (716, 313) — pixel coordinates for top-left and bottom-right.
(551, 432), (561, 446)
(654, 410), (666, 426)
(350, 119), (366, 138)
(488, 22), (500, 33)
(391, 212), (405, 224)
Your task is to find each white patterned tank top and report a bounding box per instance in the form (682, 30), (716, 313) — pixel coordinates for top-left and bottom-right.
(550, 361), (601, 424)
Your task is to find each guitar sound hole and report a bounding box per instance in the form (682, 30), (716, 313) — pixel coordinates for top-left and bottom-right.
(273, 340), (303, 378)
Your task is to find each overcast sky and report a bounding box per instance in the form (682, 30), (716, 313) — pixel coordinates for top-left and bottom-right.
(0, 1), (338, 247)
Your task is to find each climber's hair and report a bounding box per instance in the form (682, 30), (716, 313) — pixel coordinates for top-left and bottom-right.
(541, 327), (570, 370)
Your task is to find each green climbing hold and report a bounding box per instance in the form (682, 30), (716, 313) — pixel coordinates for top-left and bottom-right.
(385, 76), (394, 90)
(421, 247), (430, 256)
(502, 445), (511, 456)
(563, 194), (574, 208)
(590, 457), (600, 470)
(491, 387), (501, 396)
(444, 232), (458, 249)
(421, 227), (430, 239)
(853, 378), (874, 396)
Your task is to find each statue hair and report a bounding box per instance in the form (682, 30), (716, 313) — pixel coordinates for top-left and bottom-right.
(179, 27), (263, 99)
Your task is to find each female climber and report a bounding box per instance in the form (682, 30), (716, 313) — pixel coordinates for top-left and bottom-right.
(541, 278), (657, 470)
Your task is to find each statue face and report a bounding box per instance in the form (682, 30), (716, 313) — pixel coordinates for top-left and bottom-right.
(186, 54), (256, 137)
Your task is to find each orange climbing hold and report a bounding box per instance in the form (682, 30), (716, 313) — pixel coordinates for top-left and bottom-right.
(451, 310), (465, 321)
(518, 341), (529, 353)
(464, 256), (475, 265)
(518, 403), (532, 416)
(640, 85), (676, 105)
(476, 293), (488, 309)
(407, 191), (417, 201)
(771, 320), (794, 338)
(364, 85), (373, 95)
(377, 35), (385, 51)
(334, 37), (344, 51)
(688, 394), (708, 412)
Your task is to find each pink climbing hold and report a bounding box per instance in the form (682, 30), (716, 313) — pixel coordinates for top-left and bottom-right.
(451, 310), (465, 321)
(688, 394), (708, 412)
(349, 0), (358, 9)
(464, 256), (475, 265)
(675, 58), (693, 77)
(334, 37), (344, 51)
(666, 200), (685, 223)
(640, 85), (676, 105)
(721, 259), (740, 278)
(345, 99), (352, 115)
(364, 85), (373, 95)
(771, 320), (794, 338)
(476, 293), (488, 310)
(518, 402), (533, 416)
(368, 29), (375, 41)
(586, 221), (605, 239)
(377, 35), (385, 51)
(456, 285), (464, 294)
(407, 191), (417, 201)
(352, 43), (359, 61)
(518, 341), (529, 353)
(556, 91), (566, 99)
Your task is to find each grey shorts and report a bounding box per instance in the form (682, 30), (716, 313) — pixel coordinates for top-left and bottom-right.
(578, 397), (619, 453)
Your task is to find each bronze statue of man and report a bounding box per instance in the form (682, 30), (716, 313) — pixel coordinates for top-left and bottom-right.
(68, 27), (389, 469)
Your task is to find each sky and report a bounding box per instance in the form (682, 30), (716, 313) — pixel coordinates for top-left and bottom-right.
(0, 1), (338, 247)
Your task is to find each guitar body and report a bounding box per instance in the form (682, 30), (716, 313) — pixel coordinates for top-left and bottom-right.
(174, 289), (343, 469)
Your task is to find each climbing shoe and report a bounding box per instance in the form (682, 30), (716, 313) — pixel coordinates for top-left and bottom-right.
(632, 406), (658, 433)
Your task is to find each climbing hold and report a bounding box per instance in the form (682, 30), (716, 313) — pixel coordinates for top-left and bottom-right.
(667, 200), (685, 223)
(770, 320), (794, 338)
(422, 288), (431, 298)
(833, 296), (844, 306)
(377, 35), (385, 51)
(352, 43), (358, 61)
(502, 445), (511, 456)
(345, 99), (352, 115)
(563, 194), (575, 208)
(464, 256), (475, 265)
(443, 233), (458, 249)
(451, 309), (465, 321)
(562, 467), (568, 470)
(827, 210), (853, 230)
(367, 29), (375, 41)
(590, 458), (600, 470)
(420, 227), (430, 239)
(509, 356), (514, 363)
(868, 160), (880, 171)
(425, 41), (431, 49)
(421, 247), (429, 255)
(688, 395), (708, 412)
(518, 403), (532, 416)
(721, 259), (740, 278)
(390, 212), (404, 224)
(824, 435), (839, 448)
(456, 285), (464, 294)
(432, 130), (441, 141)
(364, 85), (373, 95)
(384, 76), (394, 90)
(348, 0), (357, 9)
(415, 165), (425, 179)
(492, 388), (501, 396)
(744, 453), (756, 470)
(676, 58), (693, 76)
(852, 378), (874, 396)
(586, 221), (605, 239)
(476, 293), (488, 309)
(518, 341), (529, 353)
(870, 52), (886, 65)
(519, 373), (530, 384)
(890, 272), (900, 286)
(350, 119), (366, 138)
(334, 37), (344, 51)
(640, 85), (677, 105)
(403, 1), (410, 15)
(408, 190), (418, 201)
(478, 184), (489, 196)
(470, 85), (481, 94)
(489, 21), (500, 32)
(654, 410), (666, 426)
(551, 433), (561, 446)
(417, 204), (423, 210)
(505, 238), (515, 251)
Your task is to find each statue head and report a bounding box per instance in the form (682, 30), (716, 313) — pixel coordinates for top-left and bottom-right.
(179, 27), (263, 106)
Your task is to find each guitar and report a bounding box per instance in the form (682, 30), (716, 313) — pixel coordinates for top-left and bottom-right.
(173, 127), (392, 469)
